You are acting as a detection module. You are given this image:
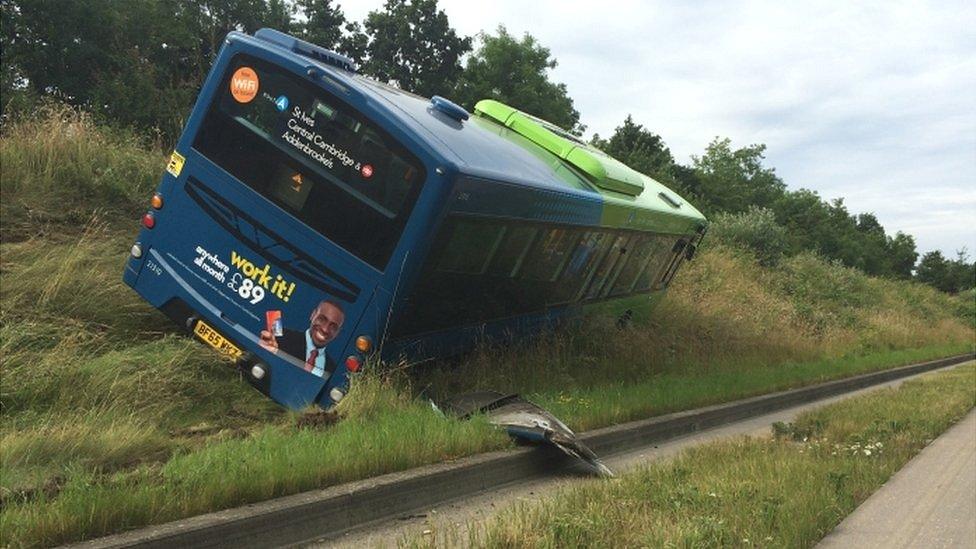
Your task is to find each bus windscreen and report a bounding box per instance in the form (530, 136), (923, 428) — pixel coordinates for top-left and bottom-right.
(193, 54), (425, 269)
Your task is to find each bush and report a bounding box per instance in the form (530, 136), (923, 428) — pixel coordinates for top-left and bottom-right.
(710, 206), (790, 266)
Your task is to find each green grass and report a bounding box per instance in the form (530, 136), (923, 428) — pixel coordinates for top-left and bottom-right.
(416, 363), (976, 548)
(1, 106), (974, 547)
(0, 104), (163, 241)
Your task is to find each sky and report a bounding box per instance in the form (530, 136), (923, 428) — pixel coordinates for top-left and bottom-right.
(340, 0), (976, 258)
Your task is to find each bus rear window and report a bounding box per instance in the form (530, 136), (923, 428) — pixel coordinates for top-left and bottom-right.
(193, 54), (425, 269)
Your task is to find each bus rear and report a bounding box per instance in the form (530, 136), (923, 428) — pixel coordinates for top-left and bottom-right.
(123, 30), (429, 410)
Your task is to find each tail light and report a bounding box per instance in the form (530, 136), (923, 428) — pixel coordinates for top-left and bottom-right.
(141, 212), (156, 229)
(355, 335), (372, 353)
(151, 193), (164, 209)
(345, 355), (361, 372)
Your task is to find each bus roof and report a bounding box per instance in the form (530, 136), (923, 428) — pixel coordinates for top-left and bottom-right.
(249, 29), (707, 228)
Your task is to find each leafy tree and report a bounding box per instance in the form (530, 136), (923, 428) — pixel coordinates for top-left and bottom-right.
(672, 163), (705, 202)
(917, 251), (952, 291)
(186, 0), (277, 62)
(691, 137), (786, 215)
(358, 0), (471, 97)
(886, 231), (918, 280)
(338, 20), (368, 63)
(853, 213), (890, 276)
(932, 250), (976, 293)
(591, 116), (675, 186)
(0, 0), (35, 120)
(296, 0), (344, 51)
(3, 0), (299, 138)
(265, 0), (295, 33)
(454, 26), (580, 133)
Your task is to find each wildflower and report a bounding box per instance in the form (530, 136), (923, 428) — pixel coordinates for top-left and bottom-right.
(863, 449), (872, 456)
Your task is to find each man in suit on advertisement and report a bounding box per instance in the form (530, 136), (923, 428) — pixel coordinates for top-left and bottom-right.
(259, 300), (344, 379)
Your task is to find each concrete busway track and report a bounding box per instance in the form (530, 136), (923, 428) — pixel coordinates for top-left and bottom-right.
(70, 353), (975, 549)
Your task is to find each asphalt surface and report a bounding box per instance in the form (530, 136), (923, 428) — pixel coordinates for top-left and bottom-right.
(320, 361), (975, 548)
(817, 409), (976, 549)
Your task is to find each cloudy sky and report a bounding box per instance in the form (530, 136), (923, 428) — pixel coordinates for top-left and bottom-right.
(341, 0), (975, 257)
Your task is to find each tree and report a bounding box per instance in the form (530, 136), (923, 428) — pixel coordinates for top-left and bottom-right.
(3, 0), (300, 138)
(338, 21), (368, 63)
(691, 137), (786, 215)
(454, 26), (581, 134)
(591, 116), (674, 185)
(265, 0), (295, 34)
(886, 232), (918, 280)
(0, 1), (35, 120)
(296, 0), (344, 51)
(916, 251), (951, 292)
(945, 250), (976, 293)
(359, 0), (471, 97)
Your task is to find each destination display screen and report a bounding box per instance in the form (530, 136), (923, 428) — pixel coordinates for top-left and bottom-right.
(193, 54), (425, 269)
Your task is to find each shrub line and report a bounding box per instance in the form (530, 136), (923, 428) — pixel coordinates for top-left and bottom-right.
(72, 353), (974, 549)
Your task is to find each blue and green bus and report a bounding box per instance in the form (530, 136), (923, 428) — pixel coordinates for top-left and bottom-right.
(123, 28), (707, 411)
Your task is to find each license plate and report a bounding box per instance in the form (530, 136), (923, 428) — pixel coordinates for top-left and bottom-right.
(193, 320), (242, 360)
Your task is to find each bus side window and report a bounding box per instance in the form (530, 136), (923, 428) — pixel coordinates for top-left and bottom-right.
(654, 238), (688, 289)
(486, 226), (537, 277)
(519, 228), (580, 282)
(595, 234), (640, 299)
(582, 233), (628, 301)
(608, 235), (658, 297)
(553, 231), (611, 304)
(436, 220), (505, 274)
(633, 236), (670, 292)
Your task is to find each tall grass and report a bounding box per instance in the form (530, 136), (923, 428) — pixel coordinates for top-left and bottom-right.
(0, 103), (162, 240)
(416, 243), (973, 403)
(0, 108), (973, 546)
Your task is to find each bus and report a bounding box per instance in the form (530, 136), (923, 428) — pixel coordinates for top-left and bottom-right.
(123, 28), (708, 411)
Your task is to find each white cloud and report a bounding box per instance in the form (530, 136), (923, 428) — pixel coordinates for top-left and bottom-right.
(337, 0), (976, 257)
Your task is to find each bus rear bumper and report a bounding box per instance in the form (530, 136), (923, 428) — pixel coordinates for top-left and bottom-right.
(124, 247), (328, 410)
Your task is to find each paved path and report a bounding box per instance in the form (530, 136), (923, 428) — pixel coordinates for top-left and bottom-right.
(818, 409), (976, 549)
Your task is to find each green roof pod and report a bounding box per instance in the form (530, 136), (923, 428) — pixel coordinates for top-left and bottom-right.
(474, 99), (644, 196)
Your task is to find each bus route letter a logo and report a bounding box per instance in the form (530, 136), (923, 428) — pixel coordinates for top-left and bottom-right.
(230, 67), (259, 103)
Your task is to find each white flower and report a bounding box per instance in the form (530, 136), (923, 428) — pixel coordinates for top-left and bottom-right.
(864, 449), (872, 456)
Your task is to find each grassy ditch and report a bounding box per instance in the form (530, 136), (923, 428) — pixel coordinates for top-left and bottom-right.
(416, 363), (976, 548)
(1, 108), (974, 546)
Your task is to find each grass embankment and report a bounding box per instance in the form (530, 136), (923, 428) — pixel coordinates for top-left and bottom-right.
(419, 363), (976, 548)
(1, 108), (973, 546)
